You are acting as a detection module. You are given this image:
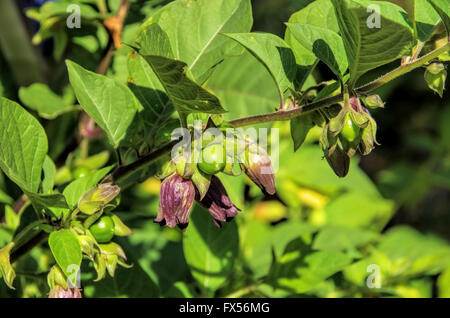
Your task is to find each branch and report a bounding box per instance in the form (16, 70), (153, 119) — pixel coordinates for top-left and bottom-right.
(229, 42), (449, 127)
(110, 139), (179, 183)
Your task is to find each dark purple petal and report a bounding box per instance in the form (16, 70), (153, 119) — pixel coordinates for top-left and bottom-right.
(155, 173), (195, 230)
(197, 175), (240, 227)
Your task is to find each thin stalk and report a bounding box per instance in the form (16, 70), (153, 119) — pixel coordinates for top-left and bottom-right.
(229, 42), (449, 127)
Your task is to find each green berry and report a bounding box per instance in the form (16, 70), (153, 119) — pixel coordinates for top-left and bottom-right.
(89, 216), (115, 243)
(198, 143), (226, 175)
(340, 113), (360, 143)
(72, 166), (90, 179)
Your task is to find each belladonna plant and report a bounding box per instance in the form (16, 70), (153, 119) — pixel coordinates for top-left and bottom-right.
(0, 0), (448, 298)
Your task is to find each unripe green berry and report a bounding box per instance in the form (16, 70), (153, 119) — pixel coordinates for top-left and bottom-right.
(340, 113), (360, 143)
(89, 216), (115, 243)
(198, 143), (226, 175)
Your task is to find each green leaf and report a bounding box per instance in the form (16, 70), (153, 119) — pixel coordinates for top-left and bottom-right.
(286, 23), (348, 78)
(331, 0), (414, 85)
(290, 114), (314, 151)
(268, 238), (352, 293)
(377, 226), (450, 276)
(438, 267), (450, 298)
(0, 189), (13, 205)
(48, 229), (82, 285)
(183, 205), (239, 293)
(242, 221), (316, 278)
(66, 60), (141, 148)
(206, 51), (279, 121)
(0, 97), (48, 192)
(324, 192), (394, 231)
(0, 242), (15, 289)
(18, 83), (75, 119)
(313, 226), (379, 256)
(164, 281), (196, 298)
(41, 156), (56, 194)
(223, 33), (296, 104)
(415, 0), (442, 42)
(63, 166), (113, 209)
(142, 0), (253, 83)
(427, 0), (450, 36)
(127, 49), (174, 142)
(134, 25), (226, 116)
(284, 0), (339, 88)
(25, 191), (69, 211)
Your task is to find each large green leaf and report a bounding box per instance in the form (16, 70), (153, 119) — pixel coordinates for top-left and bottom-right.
(242, 221), (316, 278)
(331, 0), (414, 85)
(414, 0), (442, 42)
(324, 192), (394, 231)
(138, 54), (226, 115)
(268, 238), (352, 293)
(377, 226), (450, 276)
(133, 24), (226, 116)
(286, 23), (348, 77)
(142, 0), (253, 83)
(284, 0), (339, 87)
(0, 98), (47, 192)
(41, 156), (56, 194)
(427, 0), (450, 35)
(313, 226), (380, 255)
(25, 192), (69, 211)
(183, 205), (239, 293)
(290, 115), (314, 151)
(127, 53), (173, 141)
(66, 60), (141, 148)
(223, 33), (296, 104)
(205, 51), (279, 120)
(48, 229), (82, 285)
(18, 83), (74, 119)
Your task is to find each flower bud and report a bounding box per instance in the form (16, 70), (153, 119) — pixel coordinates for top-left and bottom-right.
(78, 183), (120, 215)
(47, 265), (68, 291)
(359, 112), (379, 156)
(424, 63), (446, 97)
(325, 144), (350, 178)
(196, 175), (240, 227)
(155, 173), (195, 230)
(174, 152), (196, 178)
(49, 285), (82, 298)
(99, 242), (127, 260)
(0, 242), (15, 289)
(239, 143), (276, 195)
(77, 234), (96, 259)
(364, 94), (385, 109)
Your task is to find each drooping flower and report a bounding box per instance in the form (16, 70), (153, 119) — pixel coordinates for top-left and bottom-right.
(49, 285), (82, 298)
(78, 183), (120, 215)
(239, 143), (276, 195)
(197, 175), (240, 227)
(155, 173), (195, 230)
